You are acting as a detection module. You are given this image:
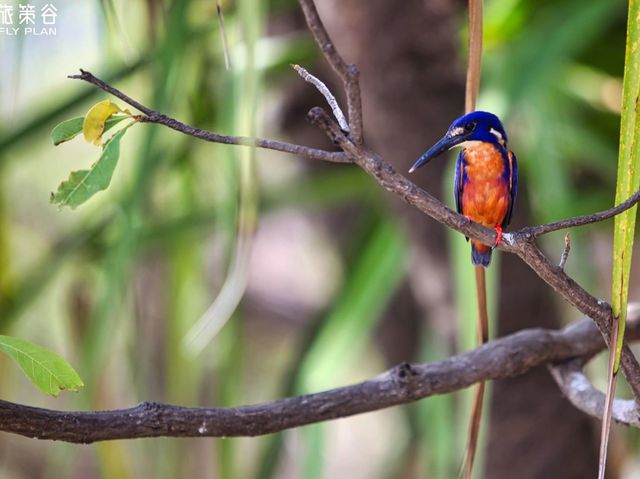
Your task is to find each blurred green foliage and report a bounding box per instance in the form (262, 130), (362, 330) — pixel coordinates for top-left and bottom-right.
(0, 0), (635, 477)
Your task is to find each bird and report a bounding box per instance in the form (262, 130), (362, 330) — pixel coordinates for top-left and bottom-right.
(409, 111), (517, 266)
(410, 111), (517, 479)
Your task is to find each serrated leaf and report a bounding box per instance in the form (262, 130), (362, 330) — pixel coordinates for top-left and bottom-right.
(0, 335), (83, 396)
(83, 100), (125, 145)
(51, 126), (130, 209)
(51, 115), (128, 146)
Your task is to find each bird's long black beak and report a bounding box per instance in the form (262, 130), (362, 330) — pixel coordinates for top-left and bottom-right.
(409, 134), (461, 173)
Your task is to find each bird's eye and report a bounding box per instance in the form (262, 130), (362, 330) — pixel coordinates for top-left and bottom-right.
(464, 122), (477, 132)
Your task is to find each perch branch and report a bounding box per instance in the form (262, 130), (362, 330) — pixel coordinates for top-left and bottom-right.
(2, 314), (639, 444)
(520, 187), (640, 238)
(306, 106), (640, 402)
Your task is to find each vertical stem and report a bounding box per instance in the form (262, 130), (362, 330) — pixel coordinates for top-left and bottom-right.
(474, 266), (489, 344)
(462, 2), (485, 478)
(465, 0), (483, 113)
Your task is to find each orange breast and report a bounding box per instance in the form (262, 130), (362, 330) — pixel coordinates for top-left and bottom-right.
(461, 143), (509, 228)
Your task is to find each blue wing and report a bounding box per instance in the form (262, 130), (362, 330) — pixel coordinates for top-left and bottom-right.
(454, 150), (465, 215)
(503, 150), (518, 227)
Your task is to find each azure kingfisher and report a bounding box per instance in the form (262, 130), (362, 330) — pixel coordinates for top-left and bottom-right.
(409, 111), (517, 267)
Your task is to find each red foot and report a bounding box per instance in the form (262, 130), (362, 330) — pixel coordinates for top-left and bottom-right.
(494, 225), (503, 247)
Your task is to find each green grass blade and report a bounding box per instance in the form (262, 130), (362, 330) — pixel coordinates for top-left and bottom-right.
(296, 217), (407, 479)
(0, 335), (83, 396)
(602, 1), (640, 477)
(611, 0), (640, 373)
(297, 218), (408, 392)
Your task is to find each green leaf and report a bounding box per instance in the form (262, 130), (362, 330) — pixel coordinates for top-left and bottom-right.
(600, 1), (640, 478)
(611, 0), (640, 374)
(0, 335), (83, 396)
(51, 117), (84, 145)
(50, 125), (130, 209)
(51, 115), (128, 146)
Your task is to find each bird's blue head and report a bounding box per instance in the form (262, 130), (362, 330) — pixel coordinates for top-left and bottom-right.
(409, 111), (508, 173)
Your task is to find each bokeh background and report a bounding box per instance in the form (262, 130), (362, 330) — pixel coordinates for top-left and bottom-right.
(0, 0), (639, 477)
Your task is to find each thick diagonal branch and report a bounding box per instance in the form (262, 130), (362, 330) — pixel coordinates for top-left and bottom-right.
(307, 107), (640, 401)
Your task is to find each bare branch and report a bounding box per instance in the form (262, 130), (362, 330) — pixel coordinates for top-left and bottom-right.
(559, 233), (571, 270)
(296, 0), (363, 145)
(550, 359), (639, 427)
(515, 240), (640, 402)
(68, 70), (349, 164)
(2, 315), (639, 444)
(292, 64), (350, 132)
(519, 188), (640, 238)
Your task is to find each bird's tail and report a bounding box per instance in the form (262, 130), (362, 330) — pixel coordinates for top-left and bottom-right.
(471, 241), (492, 267)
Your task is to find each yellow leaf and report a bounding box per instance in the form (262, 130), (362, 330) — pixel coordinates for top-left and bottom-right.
(83, 100), (123, 145)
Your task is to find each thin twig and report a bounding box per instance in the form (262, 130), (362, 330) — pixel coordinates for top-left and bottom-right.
(559, 233), (571, 270)
(521, 188), (640, 237)
(296, 0), (363, 145)
(292, 64), (350, 132)
(2, 315), (639, 444)
(68, 70), (349, 164)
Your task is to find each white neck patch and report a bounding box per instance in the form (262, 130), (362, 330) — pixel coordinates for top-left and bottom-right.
(455, 140), (483, 149)
(490, 128), (505, 145)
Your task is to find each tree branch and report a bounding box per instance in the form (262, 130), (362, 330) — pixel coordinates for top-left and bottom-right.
(296, 0), (363, 145)
(292, 64), (350, 133)
(549, 356), (640, 427)
(519, 187), (640, 238)
(68, 69), (350, 164)
(2, 314), (639, 444)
